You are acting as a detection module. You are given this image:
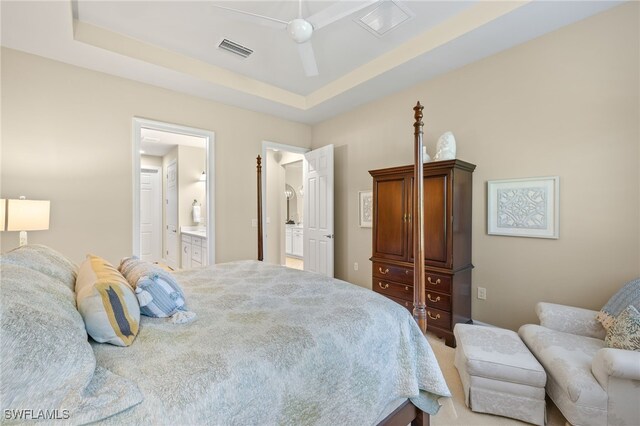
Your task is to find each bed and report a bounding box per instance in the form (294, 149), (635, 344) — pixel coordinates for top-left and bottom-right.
(0, 103), (448, 425)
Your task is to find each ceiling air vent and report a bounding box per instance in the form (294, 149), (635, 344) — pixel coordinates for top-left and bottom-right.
(357, 0), (414, 37)
(218, 38), (253, 58)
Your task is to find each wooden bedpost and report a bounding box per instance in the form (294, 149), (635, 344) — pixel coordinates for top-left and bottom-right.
(257, 155), (264, 261)
(412, 102), (427, 334)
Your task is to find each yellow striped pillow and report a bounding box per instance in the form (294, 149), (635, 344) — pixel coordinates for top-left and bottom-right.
(76, 255), (140, 346)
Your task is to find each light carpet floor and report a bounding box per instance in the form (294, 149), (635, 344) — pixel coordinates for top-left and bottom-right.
(426, 332), (568, 426)
(285, 257), (304, 270)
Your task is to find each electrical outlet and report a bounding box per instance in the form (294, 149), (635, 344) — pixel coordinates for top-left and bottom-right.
(266, 217), (271, 224)
(354, 262), (359, 271)
(477, 287), (487, 300)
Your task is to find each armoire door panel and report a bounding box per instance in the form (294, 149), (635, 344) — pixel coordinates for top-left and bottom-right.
(373, 178), (407, 260)
(423, 174), (448, 265)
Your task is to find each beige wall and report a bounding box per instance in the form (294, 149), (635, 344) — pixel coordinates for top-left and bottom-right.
(178, 145), (207, 229)
(265, 149), (284, 265)
(141, 155), (162, 168)
(284, 162), (303, 223)
(0, 47), (311, 264)
(311, 4), (640, 330)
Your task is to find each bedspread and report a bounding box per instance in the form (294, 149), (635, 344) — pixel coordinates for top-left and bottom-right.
(93, 261), (450, 425)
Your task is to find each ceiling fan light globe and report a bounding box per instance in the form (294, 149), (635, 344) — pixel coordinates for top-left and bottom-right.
(287, 19), (313, 43)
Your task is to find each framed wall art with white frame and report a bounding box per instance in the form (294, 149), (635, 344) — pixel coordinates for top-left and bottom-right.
(487, 176), (559, 239)
(359, 190), (373, 228)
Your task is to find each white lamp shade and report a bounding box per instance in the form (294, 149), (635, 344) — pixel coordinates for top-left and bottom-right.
(7, 199), (50, 231)
(0, 199), (5, 232)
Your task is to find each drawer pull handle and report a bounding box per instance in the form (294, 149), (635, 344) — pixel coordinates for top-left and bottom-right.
(378, 267), (389, 275)
(427, 294), (441, 303)
(427, 277), (441, 285)
(405, 270), (411, 275)
(427, 311), (441, 320)
(378, 282), (389, 290)
(405, 286), (409, 291)
(405, 301), (410, 307)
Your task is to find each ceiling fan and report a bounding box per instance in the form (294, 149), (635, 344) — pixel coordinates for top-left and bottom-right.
(214, 0), (378, 77)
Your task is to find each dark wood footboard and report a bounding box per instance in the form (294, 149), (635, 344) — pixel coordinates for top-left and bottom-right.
(377, 400), (429, 426)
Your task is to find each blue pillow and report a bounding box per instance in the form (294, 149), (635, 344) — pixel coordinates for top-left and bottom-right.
(597, 278), (640, 330)
(135, 271), (186, 318)
(119, 257), (193, 320)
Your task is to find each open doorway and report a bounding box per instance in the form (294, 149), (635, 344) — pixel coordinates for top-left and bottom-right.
(133, 119), (215, 270)
(261, 141), (334, 277)
(264, 145), (305, 269)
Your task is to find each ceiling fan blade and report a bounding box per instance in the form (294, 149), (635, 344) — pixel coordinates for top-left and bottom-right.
(306, 0), (379, 31)
(297, 41), (319, 77)
(212, 4), (289, 26)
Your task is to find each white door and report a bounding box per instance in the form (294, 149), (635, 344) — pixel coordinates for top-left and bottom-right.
(303, 144), (334, 277)
(140, 167), (162, 262)
(165, 160), (178, 268)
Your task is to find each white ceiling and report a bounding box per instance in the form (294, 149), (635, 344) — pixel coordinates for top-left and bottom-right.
(1, 1), (623, 124)
(140, 128), (206, 157)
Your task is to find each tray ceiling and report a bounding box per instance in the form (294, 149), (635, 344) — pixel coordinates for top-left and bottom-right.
(1, 1), (622, 123)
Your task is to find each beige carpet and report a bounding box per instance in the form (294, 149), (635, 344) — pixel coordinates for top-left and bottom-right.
(426, 332), (567, 426)
(285, 257), (304, 270)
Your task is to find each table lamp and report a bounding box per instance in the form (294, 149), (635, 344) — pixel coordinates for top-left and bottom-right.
(6, 197), (50, 246)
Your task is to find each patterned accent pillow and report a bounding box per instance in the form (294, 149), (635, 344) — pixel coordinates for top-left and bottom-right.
(119, 256), (191, 319)
(76, 255), (140, 346)
(605, 305), (640, 351)
(597, 278), (640, 330)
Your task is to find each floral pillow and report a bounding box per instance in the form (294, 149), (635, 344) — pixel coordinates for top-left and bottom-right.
(597, 278), (640, 330)
(605, 305), (640, 351)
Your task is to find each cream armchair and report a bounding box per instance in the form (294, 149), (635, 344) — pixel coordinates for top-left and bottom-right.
(519, 302), (640, 426)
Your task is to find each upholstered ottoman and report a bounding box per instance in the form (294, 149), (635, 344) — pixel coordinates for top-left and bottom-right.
(453, 324), (547, 425)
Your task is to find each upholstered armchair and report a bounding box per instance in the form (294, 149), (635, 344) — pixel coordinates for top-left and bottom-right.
(519, 302), (640, 426)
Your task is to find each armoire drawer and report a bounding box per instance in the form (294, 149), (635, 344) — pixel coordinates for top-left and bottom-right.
(373, 279), (413, 301)
(372, 262), (413, 284)
(387, 295), (413, 312)
(426, 290), (451, 312)
(425, 271), (452, 294)
(426, 307), (451, 330)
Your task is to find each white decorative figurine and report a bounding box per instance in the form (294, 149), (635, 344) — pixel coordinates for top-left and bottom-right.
(433, 131), (457, 161)
(422, 145), (431, 163)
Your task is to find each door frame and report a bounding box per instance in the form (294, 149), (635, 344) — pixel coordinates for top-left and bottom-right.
(140, 165), (162, 261)
(261, 141), (309, 263)
(133, 118), (216, 264)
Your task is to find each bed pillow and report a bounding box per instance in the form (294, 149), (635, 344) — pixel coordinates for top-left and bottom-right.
(1, 244), (77, 291)
(0, 254), (142, 423)
(119, 256), (190, 318)
(605, 305), (640, 351)
(76, 255), (140, 346)
(597, 278), (640, 330)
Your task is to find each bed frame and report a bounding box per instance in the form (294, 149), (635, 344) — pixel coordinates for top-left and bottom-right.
(256, 102), (430, 425)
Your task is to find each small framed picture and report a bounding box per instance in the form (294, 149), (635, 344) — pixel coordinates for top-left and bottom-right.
(359, 190), (373, 228)
(487, 176), (559, 239)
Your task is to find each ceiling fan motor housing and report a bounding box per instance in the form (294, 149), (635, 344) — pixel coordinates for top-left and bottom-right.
(287, 18), (313, 43)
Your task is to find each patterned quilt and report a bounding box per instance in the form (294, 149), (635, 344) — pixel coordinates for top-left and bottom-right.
(93, 261), (450, 425)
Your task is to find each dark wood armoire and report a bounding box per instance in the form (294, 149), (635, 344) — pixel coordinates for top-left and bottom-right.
(369, 159), (475, 347)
